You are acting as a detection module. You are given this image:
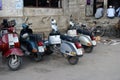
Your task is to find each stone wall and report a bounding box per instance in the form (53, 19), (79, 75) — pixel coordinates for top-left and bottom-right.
(0, 0), (23, 17)
(0, 0), (119, 38)
(68, 0), (86, 20)
(0, 0), (69, 37)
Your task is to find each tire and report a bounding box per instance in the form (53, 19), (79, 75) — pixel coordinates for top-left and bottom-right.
(84, 46), (93, 53)
(33, 53), (42, 62)
(67, 56), (79, 65)
(44, 45), (53, 55)
(92, 26), (105, 37)
(7, 55), (22, 71)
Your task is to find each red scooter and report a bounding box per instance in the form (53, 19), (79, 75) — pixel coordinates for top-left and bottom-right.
(0, 19), (23, 71)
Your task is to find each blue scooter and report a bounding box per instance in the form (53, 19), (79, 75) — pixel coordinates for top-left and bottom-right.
(20, 18), (45, 62)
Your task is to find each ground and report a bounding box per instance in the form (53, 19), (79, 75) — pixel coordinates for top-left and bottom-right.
(0, 37), (120, 80)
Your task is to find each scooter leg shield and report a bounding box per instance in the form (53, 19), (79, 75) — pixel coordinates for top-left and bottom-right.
(60, 41), (77, 56)
(3, 48), (24, 57)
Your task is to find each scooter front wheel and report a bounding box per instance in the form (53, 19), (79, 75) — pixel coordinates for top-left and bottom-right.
(84, 46), (93, 53)
(67, 56), (79, 65)
(44, 45), (53, 55)
(33, 53), (42, 62)
(7, 55), (22, 71)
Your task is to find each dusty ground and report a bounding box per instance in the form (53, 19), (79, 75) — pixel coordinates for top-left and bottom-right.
(0, 37), (120, 80)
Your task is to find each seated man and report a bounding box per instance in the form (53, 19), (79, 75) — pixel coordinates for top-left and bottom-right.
(95, 6), (104, 19)
(107, 5), (115, 19)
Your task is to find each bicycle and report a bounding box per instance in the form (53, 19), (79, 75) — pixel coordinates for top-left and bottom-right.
(92, 21), (120, 38)
(105, 21), (120, 38)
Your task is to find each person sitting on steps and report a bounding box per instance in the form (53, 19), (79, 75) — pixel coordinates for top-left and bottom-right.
(107, 5), (115, 19)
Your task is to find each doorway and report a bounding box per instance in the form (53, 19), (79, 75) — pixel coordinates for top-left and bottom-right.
(93, 0), (104, 15)
(108, 0), (120, 10)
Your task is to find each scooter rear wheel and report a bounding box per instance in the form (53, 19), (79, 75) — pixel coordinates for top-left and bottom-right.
(33, 53), (42, 62)
(7, 55), (22, 71)
(44, 45), (53, 55)
(68, 56), (79, 65)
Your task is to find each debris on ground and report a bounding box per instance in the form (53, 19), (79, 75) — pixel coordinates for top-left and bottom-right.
(99, 37), (120, 45)
(94, 36), (120, 45)
(95, 36), (101, 42)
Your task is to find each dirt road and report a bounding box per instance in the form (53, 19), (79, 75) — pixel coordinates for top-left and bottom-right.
(0, 37), (120, 80)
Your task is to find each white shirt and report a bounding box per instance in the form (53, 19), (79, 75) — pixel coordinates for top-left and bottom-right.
(107, 7), (115, 17)
(95, 8), (103, 19)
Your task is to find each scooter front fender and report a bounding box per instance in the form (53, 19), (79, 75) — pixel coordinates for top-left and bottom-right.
(3, 48), (24, 57)
(79, 34), (92, 46)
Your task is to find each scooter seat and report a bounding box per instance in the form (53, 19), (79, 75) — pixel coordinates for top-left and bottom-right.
(29, 34), (43, 41)
(77, 29), (92, 36)
(49, 30), (60, 35)
(60, 34), (78, 42)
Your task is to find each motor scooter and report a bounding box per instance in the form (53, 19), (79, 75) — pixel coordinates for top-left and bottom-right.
(0, 19), (23, 71)
(20, 18), (45, 62)
(45, 19), (83, 65)
(67, 16), (96, 53)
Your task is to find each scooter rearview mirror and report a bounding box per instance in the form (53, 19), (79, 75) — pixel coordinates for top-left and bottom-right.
(28, 23), (32, 26)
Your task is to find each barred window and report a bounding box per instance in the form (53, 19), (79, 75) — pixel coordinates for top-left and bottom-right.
(24, 0), (62, 8)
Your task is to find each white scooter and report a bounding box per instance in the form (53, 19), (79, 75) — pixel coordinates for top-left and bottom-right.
(45, 19), (83, 65)
(67, 17), (96, 53)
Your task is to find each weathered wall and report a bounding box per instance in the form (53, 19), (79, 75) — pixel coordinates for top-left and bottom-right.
(69, 0), (86, 20)
(0, 0), (69, 37)
(0, 0), (23, 17)
(0, 0), (119, 37)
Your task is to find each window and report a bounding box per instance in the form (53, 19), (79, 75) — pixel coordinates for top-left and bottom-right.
(0, 0), (2, 10)
(24, 0), (62, 8)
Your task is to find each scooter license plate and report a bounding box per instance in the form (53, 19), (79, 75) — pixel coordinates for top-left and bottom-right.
(38, 46), (44, 52)
(92, 40), (96, 46)
(77, 49), (83, 55)
(70, 52), (76, 56)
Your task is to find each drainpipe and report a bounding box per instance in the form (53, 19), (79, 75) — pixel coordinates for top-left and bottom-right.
(103, 0), (108, 18)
